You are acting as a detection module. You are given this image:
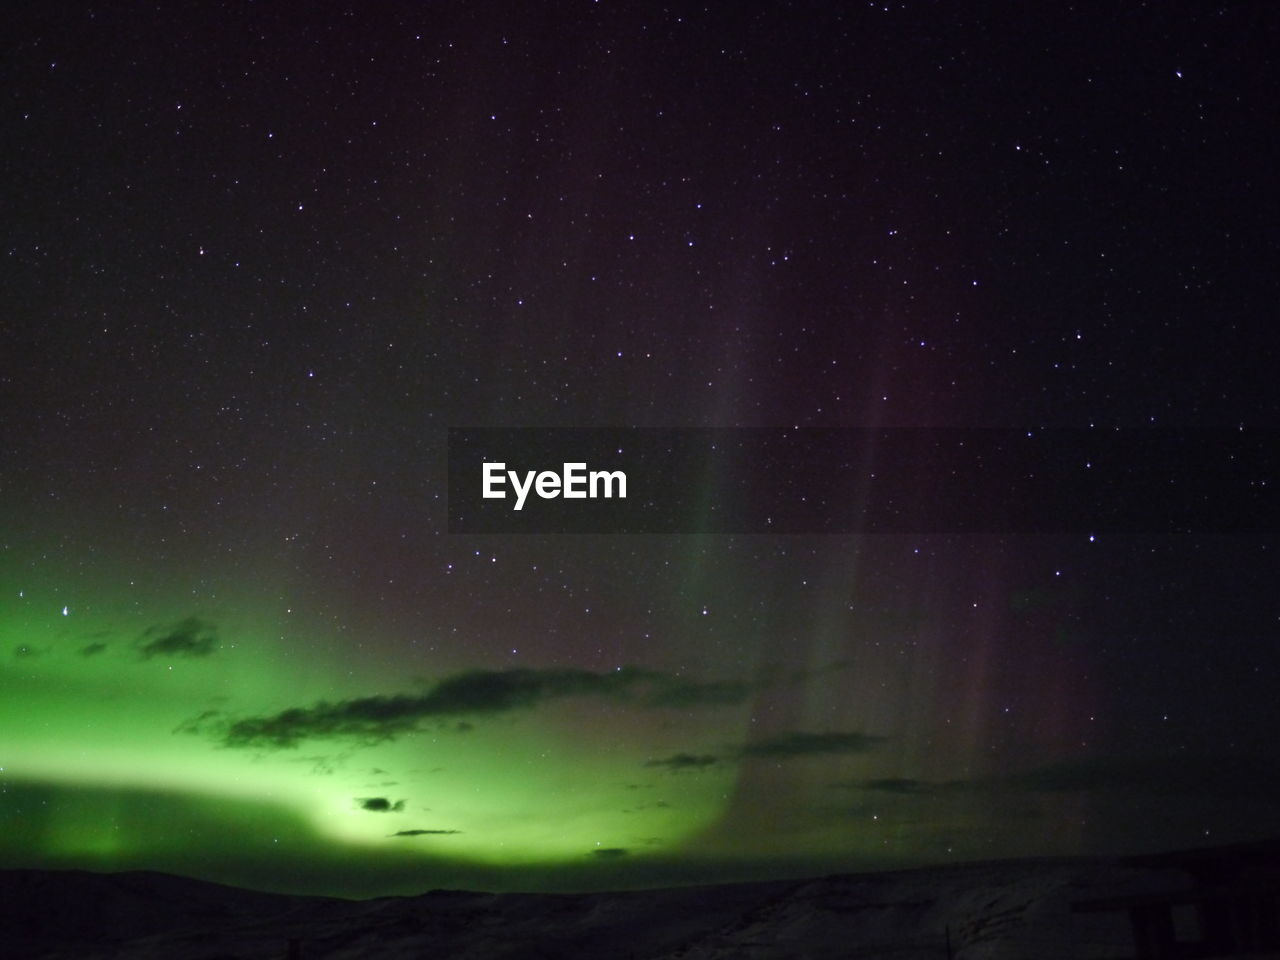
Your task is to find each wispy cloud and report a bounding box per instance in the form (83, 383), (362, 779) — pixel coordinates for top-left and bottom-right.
(390, 829), (460, 837)
(837, 778), (931, 795)
(740, 731), (886, 758)
(830, 755), (1280, 802)
(645, 753), (719, 771)
(137, 617), (217, 660)
(218, 667), (747, 748)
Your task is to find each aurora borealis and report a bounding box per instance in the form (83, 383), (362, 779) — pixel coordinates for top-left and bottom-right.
(3, 4), (1279, 898)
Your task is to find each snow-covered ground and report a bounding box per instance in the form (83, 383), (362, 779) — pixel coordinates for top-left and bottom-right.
(0, 856), (1198, 959)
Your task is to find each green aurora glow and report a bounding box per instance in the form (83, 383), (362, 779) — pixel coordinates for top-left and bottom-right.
(1, 581), (755, 890)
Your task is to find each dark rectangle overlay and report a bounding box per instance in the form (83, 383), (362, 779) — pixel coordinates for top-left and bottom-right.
(447, 428), (1276, 534)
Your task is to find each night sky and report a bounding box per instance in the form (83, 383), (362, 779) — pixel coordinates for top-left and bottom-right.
(2, 3), (1278, 897)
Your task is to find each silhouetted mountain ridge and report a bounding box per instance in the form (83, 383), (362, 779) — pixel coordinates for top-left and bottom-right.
(5, 840), (1280, 958)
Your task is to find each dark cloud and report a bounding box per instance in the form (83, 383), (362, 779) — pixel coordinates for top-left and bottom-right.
(78, 642), (108, 657)
(357, 797), (405, 812)
(829, 756), (1280, 803)
(856, 778), (931, 795)
(221, 666), (745, 749)
(643, 680), (748, 708)
(172, 709), (223, 736)
(390, 829), (461, 837)
(625, 800), (672, 813)
(1003, 755), (1280, 801)
(637, 732), (885, 774)
(740, 731), (886, 759)
(137, 617), (217, 660)
(645, 753), (718, 771)
(223, 697), (425, 748)
(291, 755), (340, 776)
(592, 847), (628, 859)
